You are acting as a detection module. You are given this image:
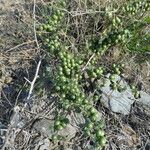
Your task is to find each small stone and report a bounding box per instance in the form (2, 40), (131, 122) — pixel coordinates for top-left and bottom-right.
(101, 74), (135, 115)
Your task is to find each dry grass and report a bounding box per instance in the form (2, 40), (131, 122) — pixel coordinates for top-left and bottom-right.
(0, 0), (150, 150)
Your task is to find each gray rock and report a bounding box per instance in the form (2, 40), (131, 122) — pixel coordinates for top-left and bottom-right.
(101, 75), (135, 115)
(34, 138), (52, 150)
(33, 118), (54, 137)
(101, 74), (150, 115)
(33, 117), (77, 140)
(71, 113), (85, 125)
(58, 124), (77, 140)
(139, 91), (150, 106)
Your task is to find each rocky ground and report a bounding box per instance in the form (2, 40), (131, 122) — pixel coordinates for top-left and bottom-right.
(0, 1), (150, 150)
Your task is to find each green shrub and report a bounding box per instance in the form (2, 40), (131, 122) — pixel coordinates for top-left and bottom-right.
(37, 0), (148, 149)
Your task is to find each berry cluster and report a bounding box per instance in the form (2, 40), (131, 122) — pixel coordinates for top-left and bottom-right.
(90, 29), (131, 55)
(54, 116), (70, 130)
(84, 119), (106, 147)
(37, 0), (147, 148)
(87, 66), (104, 79)
(130, 85), (141, 99)
(123, 0), (150, 14)
(89, 0), (149, 55)
(40, 9), (64, 33)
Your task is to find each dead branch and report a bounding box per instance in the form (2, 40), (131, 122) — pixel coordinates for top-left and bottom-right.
(26, 59), (42, 101)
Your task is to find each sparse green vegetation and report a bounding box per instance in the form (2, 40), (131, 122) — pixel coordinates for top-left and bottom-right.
(0, 0), (149, 150)
(36, 0), (149, 149)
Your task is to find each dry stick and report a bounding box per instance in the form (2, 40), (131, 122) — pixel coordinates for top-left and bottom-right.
(15, 82), (28, 106)
(1, 90), (12, 106)
(2, 60), (42, 149)
(24, 0), (42, 103)
(146, 61), (150, 76)
(33, 0), (40, 50)
(2, 2), (42, 149)
(26, 59), (42, 101)
(82, 53), (95, 71)
(6, 40), (35, 52)
(24, 109), (54, 121)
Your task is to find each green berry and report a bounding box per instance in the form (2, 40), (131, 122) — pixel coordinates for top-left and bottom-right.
(109, 75), (116, 81)
(96, 129), (105, 137)
(118, 35), (122, 40)
(54, 124), (63, 130)
(94, 95), (99, 101)
(56, 86), (61, 91)
(107, 12), (113, 18)
(65, 68), (70, 75)
(134, 91), (140, 99)
(83, 99), (88, 104)
(46, 25), (52, 32)
(61, 94), (66, 98)
(51, 45), (55, 51)
(45, 39), (50, 43)
(63, 101), (70, 109)
(76, 97), (82, 103)
(111, 83), (117, 90)
(97, 136), (106, 146)
(53, 15), (59, 20)
(131, 85), (136, 90)
(116, 17), (121, 24)
(61, 122), (67, 128)
(78, 60), (83, 65)
(112, 18), (116, 24)
(90, 112), (98, 121)
(61, 76), (66, 82)
(51, 135), (58, 141)
(117, 86), (123, 92)
(115, 68), (120, 75)
(92, 72), (97, 78)
(87, 122), (93, 129)
(60, 12), (65, 17)
(55, 120), (61, 126)
(60, 1), (66, 7)
(84, 127), (91, 136)
(120, 64), (125, 68)
(58, 66), (63, 71)
(112, 64), (116, 68)
(43, 24), (47, 30)
(90, 107), (96, 114)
